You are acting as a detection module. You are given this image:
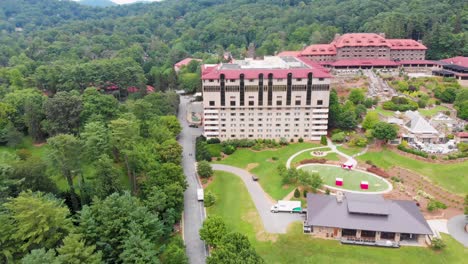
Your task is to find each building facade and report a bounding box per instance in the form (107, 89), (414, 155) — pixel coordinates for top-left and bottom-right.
(300, 33), (427, 62)
(304, 193), (432, 246)
(201, 56), (332, 141)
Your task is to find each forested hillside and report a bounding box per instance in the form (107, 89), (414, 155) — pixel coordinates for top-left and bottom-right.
(0, 0), (466, 262)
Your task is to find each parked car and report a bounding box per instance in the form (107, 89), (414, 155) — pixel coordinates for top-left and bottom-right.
(252, 175), (258, 181)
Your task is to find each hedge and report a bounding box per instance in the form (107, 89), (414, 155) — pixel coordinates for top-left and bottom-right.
(397, 144), (428, 158)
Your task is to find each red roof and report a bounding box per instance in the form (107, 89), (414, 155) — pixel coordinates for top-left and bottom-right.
(174, 58), (202, 68)
(277, 51), (301, 57)
(398, 60), (436, 65)
(332, 33), (389, 48)
(301, 44), (336, 56)
(331, 59), (399, 67)
(387, 39), (427, 50)
(457, 132), (468, 138)
(440, 56), (468, 68)
(201, 58), (332, 80)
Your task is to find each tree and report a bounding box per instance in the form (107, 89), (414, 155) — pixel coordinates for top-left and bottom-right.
(154, 139), (183, 164)
(204, 191), (216, 207)
(197, 161), (213, 178)
(464, 194), (468, 216)
(327, 89), (341, 129)
(158, 116), (182, 136)
(199, 216), (228, 247)
(119, 223), (160, 264)
(109, 117), (140, 193)
(348, 89), (365, 105)
(21, 249), (57, 264)
(78, 192), (164, 263)
(320, 135), (327, 145)
(372, 122), (398, 142)
(42, 91), (82, 135)
(207, 232), (264, 264)
(362, 112), (380, 130)
(160, 237), (188, 264)
(24, 95), (45, 142)
(80, 121), (110, 161)
(10, 157), (57, 194)
(179, 72), (200, 93)
(336, 107), (357, 130)
(1, 191), (73, 257)
(81, 87), (119, 123)
(47, 134), (82, 212)
(294, 188), (300, 198)
(56, 234), (102, 264)
(93, 154), (122, 199)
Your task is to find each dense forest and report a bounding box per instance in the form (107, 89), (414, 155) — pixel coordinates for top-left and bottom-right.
(0, 0), (466, 262)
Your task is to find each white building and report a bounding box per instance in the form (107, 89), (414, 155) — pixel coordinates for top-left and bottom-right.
(200, 56), (332, 140)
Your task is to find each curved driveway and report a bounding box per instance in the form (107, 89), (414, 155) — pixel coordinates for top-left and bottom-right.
(212, 164), (304, 233)
(447, 215), (468, 247)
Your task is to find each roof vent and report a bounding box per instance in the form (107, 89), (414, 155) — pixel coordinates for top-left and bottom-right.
(336, 191), (344, 203)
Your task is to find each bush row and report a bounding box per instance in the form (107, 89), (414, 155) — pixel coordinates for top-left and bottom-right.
(397, 144), (428, 158)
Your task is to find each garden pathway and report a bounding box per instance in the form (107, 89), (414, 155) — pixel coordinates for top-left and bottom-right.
(212, 164), (305, 234)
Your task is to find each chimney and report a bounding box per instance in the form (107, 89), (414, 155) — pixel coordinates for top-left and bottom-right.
(379, 32), (386, 38)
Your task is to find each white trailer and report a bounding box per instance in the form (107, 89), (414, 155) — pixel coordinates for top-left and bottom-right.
(270, 200), (302, 213)
(197, 188), (204, 201)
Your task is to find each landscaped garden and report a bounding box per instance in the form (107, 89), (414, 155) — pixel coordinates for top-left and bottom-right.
(289, 147), (341, 165)
(358, 148), (468, 195)
(206, 171), (467, 264)
(214, 142), (321, 200)
(299, 164), (391, 192)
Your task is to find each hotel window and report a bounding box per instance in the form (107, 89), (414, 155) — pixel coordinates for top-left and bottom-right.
(276, 100), (282, 106)
(295, 100), (301, 105)
(317, 100), (323, 105)
(230, 101), (236, 106)
(249, 101), (254, 106)
(209, 101), (215, 106)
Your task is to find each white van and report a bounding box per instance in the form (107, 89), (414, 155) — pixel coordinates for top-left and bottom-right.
(197, 188), (204, 201)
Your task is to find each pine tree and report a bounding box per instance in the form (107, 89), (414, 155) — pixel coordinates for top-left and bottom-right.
(56, 234), (102, 264)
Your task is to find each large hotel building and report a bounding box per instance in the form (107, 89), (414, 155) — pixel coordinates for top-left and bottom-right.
(201, 56), (332, 141)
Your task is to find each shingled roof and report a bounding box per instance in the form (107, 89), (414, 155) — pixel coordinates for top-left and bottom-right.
(306, 193), (432, 235)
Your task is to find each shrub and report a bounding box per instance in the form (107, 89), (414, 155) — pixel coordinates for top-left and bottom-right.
(204, 191), (216, 207)
(298, 137), (304, 143)
(348, 135), (367, 147)
(16, 149), (31, 160)
(303, 190), (308, 198)
(365, 160), (374, 166)
(290, 138), (294, 143)
(325, 189), (330, 195)
(320, 135), (327, 145)
(272, 156), (279, 161)
(196, 136), (212, 161)
(279, 137), (289, 146)
(427, 199), (447, 212)
(197, 161), (213, 178)
(446, 134), (454, 140)
(331, 132), (345, 142)
(397, 144), (428, 158)
(294, 189), (300, 198)
(435, 100), (441, 105)
(207, 138), (221, 144)
(431, 238), (446, 250)
(431, 155), (436, 160)
(222, 144), (236, 155)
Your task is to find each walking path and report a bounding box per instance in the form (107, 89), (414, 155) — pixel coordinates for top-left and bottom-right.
(212, 164), (304, 233)
(447, 215), (468, 247)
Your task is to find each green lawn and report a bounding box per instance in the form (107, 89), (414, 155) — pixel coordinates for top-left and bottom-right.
(300, 164), (390, 192)
(206, 143), (222, 158)
(290, 147), (338, 165)
(215, 142), (320, 199)
(358, 149), (468, 194)
(419, 105), (449, 117)
(337, 145), (365, 157)
(369, 105), (395, 117)
(207, 171), (467, 264)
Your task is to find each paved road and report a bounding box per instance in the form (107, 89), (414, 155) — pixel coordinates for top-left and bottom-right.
(212, 164), (304, 233)
(447, 215), (468, 247)
(178, 96), (207, 264)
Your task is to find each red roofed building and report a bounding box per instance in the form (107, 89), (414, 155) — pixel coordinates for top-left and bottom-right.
(201, 56), (331, 141)
(434, 56), (468, 86)
(174, 58), (202, 73)
(278, 33), (428, 69)
(455, 132), (468, 144)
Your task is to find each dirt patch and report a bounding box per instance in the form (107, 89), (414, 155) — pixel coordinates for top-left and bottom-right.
(201, 176), (215, 188)
(33, 142), (46, 147)
(246, 163), (259, 171)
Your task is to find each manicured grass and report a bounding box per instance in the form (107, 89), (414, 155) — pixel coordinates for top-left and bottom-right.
(419, 105), (449, 117)
(369, 105), (395, 117)
(206, 143), (222, 157)
(337, 145), (365, 157)
(215, 142), (320, 200)
(300, 164), (390, 192)
(290, 148), (340, 165)
(358, 149), (468, 194)
(207, 171), (467, 264)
